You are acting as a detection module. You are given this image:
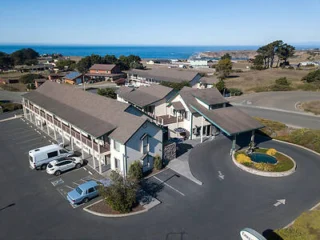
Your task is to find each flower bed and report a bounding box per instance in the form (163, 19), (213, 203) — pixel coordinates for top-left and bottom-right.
(234, 148), (295, 172)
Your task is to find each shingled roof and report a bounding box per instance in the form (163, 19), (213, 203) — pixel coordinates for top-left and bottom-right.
(127, 68), (200, 83)
(190, 104), (264, 135)
(119, 85), (174, 108)
(178, 87), (228, 113)
(89, 64), (116, 71)
(23, 81), (148, 143)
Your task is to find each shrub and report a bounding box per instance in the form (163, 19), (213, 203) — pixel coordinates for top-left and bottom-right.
(266, 148), (277, 156)
(154, 155), (163, 170)
(228, 88), (243, 96)
(271, 77), (292, 91)
(97, 88), (117, 99)
(0, 102), (22, 112)
(302, 69), (320, 83)
(128, 161), (143, 180)
(236, 154), (252, 164)
(102, 171), (138, 213)
(19, 74), (43, 84)
(253, 162), (273, 171)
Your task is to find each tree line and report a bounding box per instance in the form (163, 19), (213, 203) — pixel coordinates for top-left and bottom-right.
(253, 40), (295, 69)
(76, 54), (144, 73)
(0, 48), (39, 69)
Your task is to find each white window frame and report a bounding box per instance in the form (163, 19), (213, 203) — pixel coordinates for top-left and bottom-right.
(141, 135), (149, 154)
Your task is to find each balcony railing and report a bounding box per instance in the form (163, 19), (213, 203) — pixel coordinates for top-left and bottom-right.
(26, 104), (110, 154)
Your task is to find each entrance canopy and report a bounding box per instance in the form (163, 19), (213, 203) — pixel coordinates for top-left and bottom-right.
(190, 104), (264, 136)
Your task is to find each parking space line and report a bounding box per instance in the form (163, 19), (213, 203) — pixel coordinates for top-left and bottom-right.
(153, 176), (185, 196)
(72, 182), (80, 186)
(65, 185), (74, 190)
(57, 188), (67, 200)
(16, 136), (44, 144)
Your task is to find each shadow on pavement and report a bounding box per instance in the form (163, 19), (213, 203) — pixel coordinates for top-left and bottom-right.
(140, 180), (164, 201)
(176, 143), (193, 157)
(263, 229), (284, 240)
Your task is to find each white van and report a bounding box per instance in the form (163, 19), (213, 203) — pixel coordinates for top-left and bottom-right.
(29, 144), (74, 170)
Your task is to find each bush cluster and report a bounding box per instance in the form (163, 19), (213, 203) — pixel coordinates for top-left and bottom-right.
(128, 161), (143, 181)
(99, 171), (138, 213)
(0, 102), (22, 112)
(153, 155), (163, 170)
(266, 148), (277, 156)
(236, 154), (252, 164)
(253, 162), (273, 171)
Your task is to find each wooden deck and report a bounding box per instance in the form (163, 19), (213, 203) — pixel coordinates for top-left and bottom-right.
(157, 115), (184, 125)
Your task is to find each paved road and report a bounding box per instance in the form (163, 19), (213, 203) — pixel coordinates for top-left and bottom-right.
(230, 91), (320, 112)
(2, 118), (320, 239)
(237, 105), (320, 129)
(0, 89), (26, 103)
(189, 135), (320, 238)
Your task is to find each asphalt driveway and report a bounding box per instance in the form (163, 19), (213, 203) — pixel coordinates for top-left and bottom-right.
(2, 118), (320, 239)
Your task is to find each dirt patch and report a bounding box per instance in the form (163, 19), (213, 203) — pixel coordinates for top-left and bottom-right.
(225, 68), (311, 93)
(87, 200), (145, 215)
(301, 100), (320, 115)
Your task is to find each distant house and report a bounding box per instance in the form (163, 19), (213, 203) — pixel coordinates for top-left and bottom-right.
(117, 84), (176, 120)
(34, 79), (47, 88)
(86, 64), (124, 82)
(188, 60), (209, 69)
(48, 73), (66, 82)
(126, 68), (202, 87)
(199, 76), (219, 89)
(63, 72), (84, 85)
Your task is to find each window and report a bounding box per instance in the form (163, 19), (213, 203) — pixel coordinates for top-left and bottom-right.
(47, 151), (58, 158)
(114, 140), (120, 152)
(114, 158), (120, 169)
(88, 187), (95, 193)
(75, 187), (83, 195)
(142, 136), (149, 154)
(59, 149), (68, 154)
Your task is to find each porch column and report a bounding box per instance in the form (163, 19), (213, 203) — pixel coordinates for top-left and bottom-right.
(69, 125), (74, 150)
(45, 112), (50, 136)
(231, 135), (237, 155)
(80, 132), (84, 158)
(60, 120), (64, 145)
(53, 119), (57, 141)
(200, 116), (204, 143)
(91, 138), (96, 170)
(97, 141), (102, 174)
(251, 130), (255, 146)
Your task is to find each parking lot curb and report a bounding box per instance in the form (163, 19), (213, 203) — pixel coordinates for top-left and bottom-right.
(83, 198), (160, 218)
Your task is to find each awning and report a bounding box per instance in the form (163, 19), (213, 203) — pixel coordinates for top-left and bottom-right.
(171, 101), (185, 111)
(190, 104), (264, 136)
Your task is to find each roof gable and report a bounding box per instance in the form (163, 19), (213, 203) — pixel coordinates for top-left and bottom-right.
(90, 64), (116, 71)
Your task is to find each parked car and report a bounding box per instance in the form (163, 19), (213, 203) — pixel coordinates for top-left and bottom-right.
(29, 144), (74, 170)
(46, 157), (83, 176)
(67, 180), (99, 205)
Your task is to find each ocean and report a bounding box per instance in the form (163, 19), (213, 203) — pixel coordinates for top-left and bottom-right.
(0, 45), (318, 59)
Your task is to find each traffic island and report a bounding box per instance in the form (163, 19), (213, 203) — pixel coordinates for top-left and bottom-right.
(232, 148), (296, 177)
(83, 195), (161, 218)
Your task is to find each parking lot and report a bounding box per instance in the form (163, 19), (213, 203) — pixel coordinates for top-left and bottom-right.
(2, 117), (198, 210)
(1, 117), (104, 209)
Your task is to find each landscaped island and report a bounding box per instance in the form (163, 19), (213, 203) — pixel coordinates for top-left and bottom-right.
(233, 148), (296, 177)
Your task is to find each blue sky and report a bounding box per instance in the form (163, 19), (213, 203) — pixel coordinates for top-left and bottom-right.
(0, 0), (319, 45)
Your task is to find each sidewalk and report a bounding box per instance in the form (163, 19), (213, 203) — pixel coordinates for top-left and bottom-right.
(167, 138), (204, 185)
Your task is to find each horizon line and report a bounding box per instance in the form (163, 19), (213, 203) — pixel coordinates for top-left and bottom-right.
(0, 43), (319, 47)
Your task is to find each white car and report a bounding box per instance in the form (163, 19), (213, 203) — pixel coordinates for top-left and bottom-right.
(46, 157), (83, 176)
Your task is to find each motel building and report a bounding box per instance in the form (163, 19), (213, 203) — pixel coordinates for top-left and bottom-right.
(22, 81), (163, 175)
(117, 84), (264, 153)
